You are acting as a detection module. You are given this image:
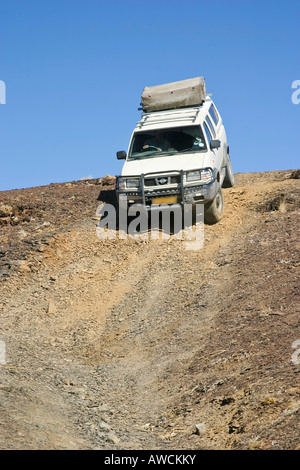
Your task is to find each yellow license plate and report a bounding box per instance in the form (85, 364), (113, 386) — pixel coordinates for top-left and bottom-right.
(152, 195), (178, 205)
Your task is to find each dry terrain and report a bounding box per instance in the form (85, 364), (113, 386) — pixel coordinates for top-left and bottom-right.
(0, 169), (299, 450)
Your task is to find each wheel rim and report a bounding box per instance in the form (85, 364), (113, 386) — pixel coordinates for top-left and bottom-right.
(215, 191), (223, 214)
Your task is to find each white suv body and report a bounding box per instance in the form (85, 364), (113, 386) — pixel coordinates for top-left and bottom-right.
(116, 81), (234, 224)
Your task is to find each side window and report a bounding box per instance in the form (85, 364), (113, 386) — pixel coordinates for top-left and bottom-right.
(203, 122), (212, 146)
(205, 115), (216, 138)
(209, 104), (219, 126)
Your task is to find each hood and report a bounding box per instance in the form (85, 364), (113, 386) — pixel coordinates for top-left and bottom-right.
(121, 152), (211, 176)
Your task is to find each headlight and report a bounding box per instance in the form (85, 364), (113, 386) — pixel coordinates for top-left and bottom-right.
(186, 170), (201, 182)
(186, 168), (213, 184)
(201, 168), (213, 183)
(117, 178), (126, 190)
(126, 178), (140, 188)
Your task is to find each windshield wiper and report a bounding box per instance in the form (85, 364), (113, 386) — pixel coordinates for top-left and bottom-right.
(129, 150), (178, 160)
(180, 147), (204, 153)
(158, 150), (178, 156)
(128, 154), (153, 160)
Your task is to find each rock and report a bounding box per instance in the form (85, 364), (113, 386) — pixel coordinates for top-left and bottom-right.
(10, 216), (20, 226)
(261, 396), (277, 406)
(99, 420), (111, 431)
(220, 397), (235, 406)
(0, 270), (10, 278)
(18, 230), (28, 239)
(16, 260), (31, 272)
(290, 169), (300, 179)
(195, 423), (206, 435)
(101, 175), (115, 186)
(228, 421), (244, 434)
(106, 431), (120, 444)
(0, 216), (11, 225)
(98, 404), (111, 412)
(48, 301), (57, 314)
(0, 204), (13, 217)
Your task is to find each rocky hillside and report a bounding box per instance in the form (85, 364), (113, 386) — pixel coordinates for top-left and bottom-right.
(0, 170), (299, 450)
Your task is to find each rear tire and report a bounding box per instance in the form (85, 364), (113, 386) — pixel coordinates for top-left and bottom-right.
(222, 156), (235, 188)
(204, 185), (224, 224)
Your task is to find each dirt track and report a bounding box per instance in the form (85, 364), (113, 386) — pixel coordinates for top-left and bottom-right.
(0, 170), (299, 450)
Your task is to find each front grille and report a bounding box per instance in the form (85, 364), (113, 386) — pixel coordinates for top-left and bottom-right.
(144, 178), (156, 187)
(170, 175), (180, 184)
(144, 175), (180, 187)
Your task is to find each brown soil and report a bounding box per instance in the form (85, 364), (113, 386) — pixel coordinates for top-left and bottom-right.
(0, 170), (299, 450)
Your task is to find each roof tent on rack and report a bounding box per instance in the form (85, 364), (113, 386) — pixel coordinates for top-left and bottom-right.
(141, 77), (207, 112)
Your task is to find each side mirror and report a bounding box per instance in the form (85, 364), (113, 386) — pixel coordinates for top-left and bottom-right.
(117, 150), (126, 160)
(210, 139), (221, 150)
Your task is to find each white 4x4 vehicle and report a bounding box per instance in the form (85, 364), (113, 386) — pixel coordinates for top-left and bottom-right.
(116, 77), (234, 224)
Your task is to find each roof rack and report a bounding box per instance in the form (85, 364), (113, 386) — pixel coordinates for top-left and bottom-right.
(136, 106), (202, 129)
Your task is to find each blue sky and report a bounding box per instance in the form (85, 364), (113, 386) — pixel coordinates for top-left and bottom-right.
(0, 0), (299, 191)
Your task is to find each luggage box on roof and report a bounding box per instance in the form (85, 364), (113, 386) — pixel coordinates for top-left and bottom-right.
(141, 76), (206, 112)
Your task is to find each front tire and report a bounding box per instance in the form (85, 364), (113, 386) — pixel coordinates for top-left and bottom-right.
(204, 185), (224, 224)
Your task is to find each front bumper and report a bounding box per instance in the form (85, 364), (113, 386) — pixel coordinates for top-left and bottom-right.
(116, 169), (218, 209)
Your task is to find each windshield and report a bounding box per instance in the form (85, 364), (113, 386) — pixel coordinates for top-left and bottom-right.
(128, 125), (207, 160)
